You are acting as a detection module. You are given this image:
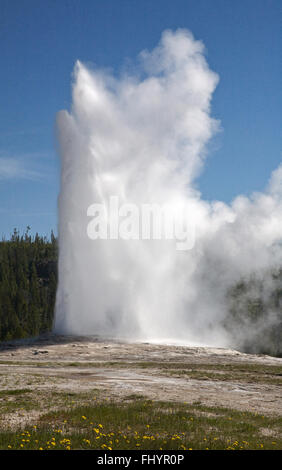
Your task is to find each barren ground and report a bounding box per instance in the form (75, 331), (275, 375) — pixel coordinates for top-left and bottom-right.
(0, 334), (282, 430)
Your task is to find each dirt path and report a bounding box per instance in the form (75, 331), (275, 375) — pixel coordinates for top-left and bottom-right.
(0, 334), (282, 427)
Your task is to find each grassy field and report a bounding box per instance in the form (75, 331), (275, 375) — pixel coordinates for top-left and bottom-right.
(0, 390), (281, 451)
(1, 338), (282, 451)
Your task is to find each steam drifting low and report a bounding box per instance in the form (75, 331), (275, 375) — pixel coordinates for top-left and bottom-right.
(55, 29), (282, 351)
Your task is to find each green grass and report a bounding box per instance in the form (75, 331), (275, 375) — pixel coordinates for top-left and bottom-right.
(1, 359), (281, 374)
(0, 359), (281, 450)
(0, 388), (40, 414)
(0, 397), (281, 450)
(0, 389), (30, 397)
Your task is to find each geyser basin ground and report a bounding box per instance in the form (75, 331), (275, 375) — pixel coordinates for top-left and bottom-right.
(1, 335), (282, 450)
(0, 335), (282, 419)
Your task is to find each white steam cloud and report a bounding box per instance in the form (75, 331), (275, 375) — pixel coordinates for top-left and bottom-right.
(54, 29), (282, 350)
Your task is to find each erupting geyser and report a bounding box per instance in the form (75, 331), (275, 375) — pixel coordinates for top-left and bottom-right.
(54, 29), (282, 350)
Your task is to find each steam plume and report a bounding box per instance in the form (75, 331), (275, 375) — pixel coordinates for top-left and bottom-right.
(54, 30), (282, 350)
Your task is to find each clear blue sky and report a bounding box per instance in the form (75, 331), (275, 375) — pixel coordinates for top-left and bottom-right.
(0, 0), (281, 238)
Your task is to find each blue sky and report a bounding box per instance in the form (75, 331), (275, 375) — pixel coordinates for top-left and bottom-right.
(0, 0), (281, 238)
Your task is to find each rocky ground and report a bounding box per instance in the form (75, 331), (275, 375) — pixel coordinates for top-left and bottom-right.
(0, 334), (282, 429)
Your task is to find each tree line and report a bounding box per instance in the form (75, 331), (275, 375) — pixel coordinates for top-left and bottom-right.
(224, 268), (282, 357)
(0, 228), (57, 341)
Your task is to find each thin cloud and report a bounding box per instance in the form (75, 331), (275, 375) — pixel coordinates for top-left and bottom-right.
(0, 152), (57, 182)
(0, 157), (43, 181)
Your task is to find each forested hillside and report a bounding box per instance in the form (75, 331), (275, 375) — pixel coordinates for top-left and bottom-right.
(0, 228), (57, 341)
(224, 269), (282, 357)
